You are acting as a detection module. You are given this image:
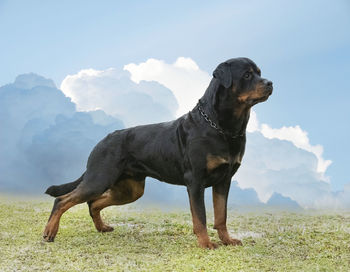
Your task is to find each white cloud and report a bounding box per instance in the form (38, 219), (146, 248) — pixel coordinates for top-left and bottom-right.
(247, 110), (260, 133)
(246, 108), (331, 179)
(238, 111), (334, 208)
(260, 124), (332, 175)
(60, 68), (178, 126)
(124, 57), (211, 116)
(234, 132), (350, 210)
(235, 132), (327, 207)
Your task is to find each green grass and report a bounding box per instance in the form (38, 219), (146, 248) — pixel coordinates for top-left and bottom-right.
(0, 195), (349, 271)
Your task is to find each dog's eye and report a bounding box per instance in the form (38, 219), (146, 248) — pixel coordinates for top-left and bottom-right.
(244, 72), (252, 80)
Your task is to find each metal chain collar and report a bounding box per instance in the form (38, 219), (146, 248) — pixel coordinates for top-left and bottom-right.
(197, 103), (245, 140)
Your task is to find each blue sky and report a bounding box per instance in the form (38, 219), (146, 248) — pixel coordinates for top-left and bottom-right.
(0, 0), (349, 194)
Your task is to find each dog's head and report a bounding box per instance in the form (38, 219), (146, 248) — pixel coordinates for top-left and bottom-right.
(213, 58), (273, 107)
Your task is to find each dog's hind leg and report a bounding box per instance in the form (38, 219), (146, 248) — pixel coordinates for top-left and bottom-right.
(43, 188), (86, 242)
(43, 167), (123, 242)
(87, 192), (116, 233)
(88, 178), (145, 232)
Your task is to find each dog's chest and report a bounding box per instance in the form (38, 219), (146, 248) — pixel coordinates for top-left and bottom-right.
(203, 152), (242, 187)
(206, 152), (242, 173)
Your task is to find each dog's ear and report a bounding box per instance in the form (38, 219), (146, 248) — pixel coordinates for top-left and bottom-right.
(213, 62), (232, 88)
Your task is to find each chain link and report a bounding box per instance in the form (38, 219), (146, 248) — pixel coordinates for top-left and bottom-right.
(197, 103), (245, 140)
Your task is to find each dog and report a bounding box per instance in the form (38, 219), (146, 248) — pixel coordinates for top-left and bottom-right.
(44, 57), (273, 249)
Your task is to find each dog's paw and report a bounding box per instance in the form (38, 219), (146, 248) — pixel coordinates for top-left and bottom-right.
(223, 238), (242, 246)
(98, 224), (114, 233)
(43, 225), (58, 242)
(43, 235), (55, 242)
(198, 240), (218, 249)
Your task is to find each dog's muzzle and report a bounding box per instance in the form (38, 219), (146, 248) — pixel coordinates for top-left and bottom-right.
(263, 79), (273, 96)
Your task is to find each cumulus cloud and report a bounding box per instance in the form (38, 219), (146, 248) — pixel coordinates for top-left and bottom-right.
(0, 74), (123, 192)
(260, 124), (332, 175)
(247, 109), (331, 179)
(0, 74), (76, 190)
(235, 131), (349, 210)
(22, 112), (123, 189)
(60, 68), (178, 126)
(235, 132), (328, 207)
(124, 57), (211, 116)
(246, 110), (260, 133)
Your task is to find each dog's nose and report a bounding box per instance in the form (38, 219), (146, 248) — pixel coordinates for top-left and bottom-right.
(264, 80), (273, 92)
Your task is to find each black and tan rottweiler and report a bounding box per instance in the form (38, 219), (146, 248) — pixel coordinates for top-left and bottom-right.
(44, 57), (273, 249)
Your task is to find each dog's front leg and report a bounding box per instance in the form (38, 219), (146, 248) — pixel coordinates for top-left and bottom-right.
(213, 181), (242, 246)
(187, 185), (218, 249)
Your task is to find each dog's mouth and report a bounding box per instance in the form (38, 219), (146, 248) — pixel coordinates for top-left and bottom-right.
(249, 90), (272, 105)
(260, 86), (273, 100)
(256, 88), (273, 102)
(265, 83), (273, 95)
(264, 89), (273, 98)
(237, 84), (273, 105)
(254, 95), (269, 103)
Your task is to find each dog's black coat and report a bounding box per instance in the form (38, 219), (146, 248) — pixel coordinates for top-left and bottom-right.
(44, 57), (273, 248)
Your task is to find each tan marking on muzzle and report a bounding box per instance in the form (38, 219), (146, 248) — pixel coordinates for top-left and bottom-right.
(237, 83), (267, 103)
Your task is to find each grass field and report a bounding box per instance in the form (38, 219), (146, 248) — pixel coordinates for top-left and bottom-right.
(0, 195), (349, 271)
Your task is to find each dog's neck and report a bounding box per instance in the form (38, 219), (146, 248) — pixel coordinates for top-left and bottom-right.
(199, 79), (250, 136)
(214, 98), (250, 136)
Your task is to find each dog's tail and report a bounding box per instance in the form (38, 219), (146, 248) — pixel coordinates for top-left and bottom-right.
(45, 174), (84, 197)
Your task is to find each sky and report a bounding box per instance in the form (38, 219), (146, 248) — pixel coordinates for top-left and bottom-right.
(0, 0), (350, 208)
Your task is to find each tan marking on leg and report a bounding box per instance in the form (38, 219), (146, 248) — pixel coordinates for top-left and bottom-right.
(206, 154), (229, 172)
(89, 179), (145, 232)
(43, 191), (81, 242)
(89, 190), (115, 232)
(127, 179), (145, 201)
(110, 179), (145, 205)
(213, 191), (242, 246)
(189, 198), (217, 249)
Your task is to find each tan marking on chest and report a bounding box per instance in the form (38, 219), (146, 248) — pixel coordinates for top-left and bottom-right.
(206, 154), (229, 171)
(233, 153), (243, 165)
